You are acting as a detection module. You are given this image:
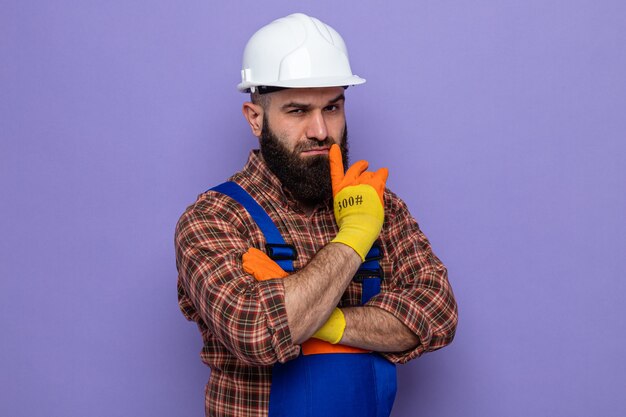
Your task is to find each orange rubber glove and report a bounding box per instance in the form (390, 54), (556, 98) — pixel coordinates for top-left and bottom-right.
(242, 247), (288, 281)
(329, 144), (388, 260)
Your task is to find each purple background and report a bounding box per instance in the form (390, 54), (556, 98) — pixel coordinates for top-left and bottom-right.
(2, 1), (625, 416)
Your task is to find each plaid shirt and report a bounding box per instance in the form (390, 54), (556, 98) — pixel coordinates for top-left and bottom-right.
(175, 150), (458, 417)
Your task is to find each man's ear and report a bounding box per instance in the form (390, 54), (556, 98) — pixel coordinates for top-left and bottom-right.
(242, 102), (264, 138)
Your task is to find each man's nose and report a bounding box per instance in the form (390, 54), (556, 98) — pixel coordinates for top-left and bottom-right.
(306, 111), (328, 141)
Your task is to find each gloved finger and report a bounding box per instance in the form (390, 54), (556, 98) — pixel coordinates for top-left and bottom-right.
(371, 167), (389, 204)
(242, 247), (271, 263)
(343, 160), (369, 187)
(244, 260), (288, 281)
(373, 167), (389, 185)
(329, 144), (345, 195)
(357, 171), (374, 183)
(242, 248), (268, 279)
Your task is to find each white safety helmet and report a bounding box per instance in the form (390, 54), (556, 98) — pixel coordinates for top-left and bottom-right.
(237, 13), (365, 93)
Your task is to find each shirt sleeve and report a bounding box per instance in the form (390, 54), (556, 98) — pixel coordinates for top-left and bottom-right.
(365, 191), (458, 364)
(175, 192), (300, 366)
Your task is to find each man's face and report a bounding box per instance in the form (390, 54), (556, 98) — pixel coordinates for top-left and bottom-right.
(258, 87), (349, 206)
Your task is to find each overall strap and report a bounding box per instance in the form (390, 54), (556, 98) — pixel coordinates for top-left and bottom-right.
(210, 181), (296, 272)
(356, 244), (384, 304)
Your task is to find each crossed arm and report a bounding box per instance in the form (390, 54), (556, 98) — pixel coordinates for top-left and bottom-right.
(280, 241), (418, 351)
(242, 188), (457, 358)
(176, 192), (456, 365)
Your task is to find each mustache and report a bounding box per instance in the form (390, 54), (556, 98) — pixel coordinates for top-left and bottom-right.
(293, 137), (336, 154)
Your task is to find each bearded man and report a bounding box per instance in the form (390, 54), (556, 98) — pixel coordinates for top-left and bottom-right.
(175, 13), (457, 417)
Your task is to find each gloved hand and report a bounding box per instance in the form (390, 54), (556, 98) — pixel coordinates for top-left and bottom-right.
(242, 247), (288, 281)
(242, 247), (362, 352)
(329, 144), (388, 261)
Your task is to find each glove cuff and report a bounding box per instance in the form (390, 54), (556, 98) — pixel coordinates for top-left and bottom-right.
(312, 308), (346, 344)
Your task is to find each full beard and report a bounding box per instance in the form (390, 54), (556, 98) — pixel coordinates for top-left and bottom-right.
(259, 116), (349, 207)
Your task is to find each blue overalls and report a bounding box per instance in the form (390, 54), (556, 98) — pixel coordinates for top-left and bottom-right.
(212, 182), (397, 417)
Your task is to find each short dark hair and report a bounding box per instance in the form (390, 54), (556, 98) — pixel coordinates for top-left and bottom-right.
(250, 91), (271, 108)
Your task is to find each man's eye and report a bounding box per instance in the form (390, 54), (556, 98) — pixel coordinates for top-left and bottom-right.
(325, 105), (339, 112)
(289, 109), (304, 114)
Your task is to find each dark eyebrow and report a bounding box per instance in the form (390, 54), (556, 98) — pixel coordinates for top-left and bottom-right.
(280, 93), (346, 111)
(281, 102), (310, 111)
(328, 92), (345, 104)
